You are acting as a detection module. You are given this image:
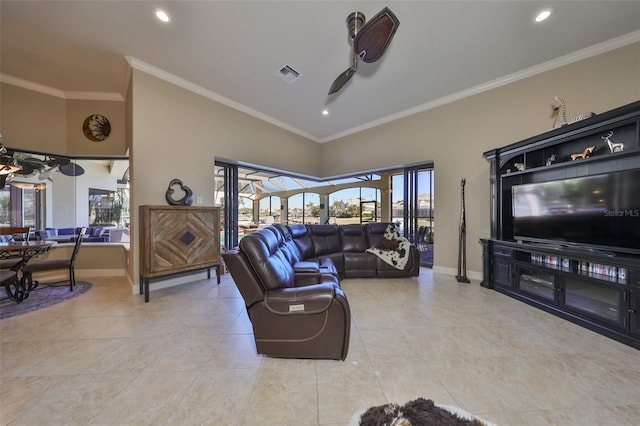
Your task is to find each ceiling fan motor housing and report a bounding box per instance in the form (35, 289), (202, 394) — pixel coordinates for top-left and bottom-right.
(347, 11), (366, 41)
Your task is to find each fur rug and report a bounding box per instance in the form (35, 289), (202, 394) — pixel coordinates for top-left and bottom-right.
(350, 397), (496, 426)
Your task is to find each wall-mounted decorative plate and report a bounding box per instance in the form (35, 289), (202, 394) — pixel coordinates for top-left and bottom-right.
(82, 114), (111, 142)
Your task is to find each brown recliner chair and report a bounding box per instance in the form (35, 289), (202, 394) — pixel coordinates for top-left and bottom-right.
(222, 228), (351, 360)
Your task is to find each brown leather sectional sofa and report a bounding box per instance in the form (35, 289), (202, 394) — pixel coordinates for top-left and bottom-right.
(222, 222), (420, 360)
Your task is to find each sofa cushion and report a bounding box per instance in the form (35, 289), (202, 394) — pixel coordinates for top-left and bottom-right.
(308, 224), (341, 257)
(288, 224), (315, 259)
(270, 224), (303, 265)
(341, 224), (369, 252)
(365, 222), (393, 248)
(264, 284), (335, 315)
(89, 227), (104, 237)
(56, 228), (75, 236)
(43, 228), (59, 237)
(343, 252), (377, 278)
(239, 228), (296, 290)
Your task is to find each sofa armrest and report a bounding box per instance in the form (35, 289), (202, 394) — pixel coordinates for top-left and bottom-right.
(293, 261), (320, 273)
(294, 269), (340, 287)
(264, 283), (335, 315)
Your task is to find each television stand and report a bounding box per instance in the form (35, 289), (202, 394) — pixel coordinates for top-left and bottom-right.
(481, 100), (640, 350)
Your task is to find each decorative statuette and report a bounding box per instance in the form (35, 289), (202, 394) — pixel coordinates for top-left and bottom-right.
(570, 145), (596, 161)
(514, 162), (525, 171)
(602, 131), (624, 153)
(550, 96), (595, 130)
(165, 179), (194, 206)
(546, 154), (556, 166)
(456, 178), (470, 283)
(551, 96), (567, 129)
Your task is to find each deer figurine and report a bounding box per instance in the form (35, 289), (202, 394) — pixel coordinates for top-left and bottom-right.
(602, 131), (624, 153)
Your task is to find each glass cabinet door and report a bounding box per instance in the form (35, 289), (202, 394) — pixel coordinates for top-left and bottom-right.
(516, 266), (556, 303)
(562, 277), (625, 328)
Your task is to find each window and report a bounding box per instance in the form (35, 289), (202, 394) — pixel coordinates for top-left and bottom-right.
(329, 187), (380, 225)
(0, 150), (129, 235)
(259, 196), (281, 225)
(215, 159), (434, 269)
(287, 192), (319, 224)
(0, 181), (43, 228)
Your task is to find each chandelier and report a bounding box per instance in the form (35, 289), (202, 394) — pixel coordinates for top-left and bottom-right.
(0, 133), (22, 175)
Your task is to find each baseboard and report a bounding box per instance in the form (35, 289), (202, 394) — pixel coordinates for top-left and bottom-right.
(29, 268), (128, 283)
(131, 270), (211, 295)
(432, 266), (482, 282)
(77, 268), (127, 278)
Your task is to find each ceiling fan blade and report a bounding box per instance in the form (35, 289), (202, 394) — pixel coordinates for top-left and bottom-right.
(38, 166), (58, 180)
(47, 156), (71, 167)
(59, 162), (85, 177)
(353, 7), (399, 63)
(328, 66), (357, 95)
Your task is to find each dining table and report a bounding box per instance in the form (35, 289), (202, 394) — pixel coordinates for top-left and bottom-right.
(1, 240), (54, 303)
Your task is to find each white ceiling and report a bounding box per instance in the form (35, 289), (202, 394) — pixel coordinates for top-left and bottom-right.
(2, 1), (639, 143)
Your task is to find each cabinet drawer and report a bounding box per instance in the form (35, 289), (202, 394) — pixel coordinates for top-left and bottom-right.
(493, 247), (513, 259)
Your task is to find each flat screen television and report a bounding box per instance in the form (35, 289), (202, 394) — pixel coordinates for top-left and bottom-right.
(512, 169), (640, 254)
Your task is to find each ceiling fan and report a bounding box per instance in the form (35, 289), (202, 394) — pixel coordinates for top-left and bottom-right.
(12, 154), (85, 179)
(328, 7), (400, 95)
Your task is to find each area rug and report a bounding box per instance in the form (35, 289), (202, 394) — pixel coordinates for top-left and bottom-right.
(350, 397), (496, 426)
(0, 281), (92, 319)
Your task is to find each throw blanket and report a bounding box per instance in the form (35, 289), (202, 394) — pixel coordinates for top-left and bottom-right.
(366, 224), (411, 270)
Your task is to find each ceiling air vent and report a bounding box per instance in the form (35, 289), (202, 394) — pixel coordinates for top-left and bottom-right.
(275, 64), (301, 83)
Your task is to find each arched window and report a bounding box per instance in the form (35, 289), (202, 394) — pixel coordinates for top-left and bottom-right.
(287, 192), (320, 225)
(259, 196), (281, 225)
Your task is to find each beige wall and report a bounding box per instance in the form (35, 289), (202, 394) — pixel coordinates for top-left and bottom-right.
(320, 42), (640, 276)
(1, 83), (127, 156)
(4, 42), (639, 285)
(130, 70), (322, 282)
(29, 243), (129, 283)
(1, 83), (67, 153)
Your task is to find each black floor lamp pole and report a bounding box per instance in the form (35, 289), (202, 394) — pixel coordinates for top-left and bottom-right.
(456, 178), (470, 283)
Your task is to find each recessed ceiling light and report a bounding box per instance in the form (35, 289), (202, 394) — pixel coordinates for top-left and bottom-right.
(155, 9), (171, 23)
(534, 9), (553, 23)
(322, 109), (329, 116)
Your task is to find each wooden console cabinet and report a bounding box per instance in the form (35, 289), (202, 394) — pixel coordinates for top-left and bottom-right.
(139, 205), (221, 302)
(482, 101), (640, 349)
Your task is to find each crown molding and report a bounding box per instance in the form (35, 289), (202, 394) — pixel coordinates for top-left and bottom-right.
(1, 74), (65, 98)
(125, 56), (320, 142)
(3, 29), (638, 143)
(319, 30), (640, 143)
(0, 74), (124, 101)
(64, 91), (124, 101)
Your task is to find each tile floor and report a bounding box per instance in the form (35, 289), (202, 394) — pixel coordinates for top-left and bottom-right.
(1, 269), (639, 425)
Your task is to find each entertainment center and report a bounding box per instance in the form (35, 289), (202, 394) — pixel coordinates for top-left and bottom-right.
(481, 100), (640, 349)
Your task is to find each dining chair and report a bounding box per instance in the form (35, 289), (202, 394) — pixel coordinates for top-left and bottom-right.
(1, 268), (22, 300)
(22, 227), (86, 291)
(0, 227), (30, 271)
